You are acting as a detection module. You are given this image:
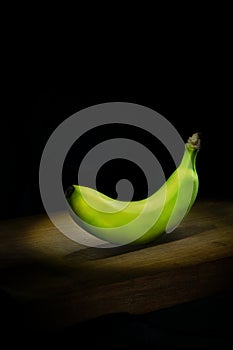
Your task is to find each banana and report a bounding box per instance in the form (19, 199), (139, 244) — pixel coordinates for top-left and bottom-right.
(66, 133), (200, 245)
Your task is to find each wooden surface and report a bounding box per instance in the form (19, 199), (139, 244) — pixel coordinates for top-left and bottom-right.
(0, 199), (233, 331)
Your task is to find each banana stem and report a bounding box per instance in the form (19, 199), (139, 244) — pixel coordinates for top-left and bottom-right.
(186, 133), (200, 172)
(186, 132), (201, 152)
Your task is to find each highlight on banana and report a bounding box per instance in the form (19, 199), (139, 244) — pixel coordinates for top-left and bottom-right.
(65, 133), (201, 245)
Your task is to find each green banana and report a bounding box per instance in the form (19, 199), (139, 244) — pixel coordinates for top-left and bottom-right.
(66, 133), (200, 245)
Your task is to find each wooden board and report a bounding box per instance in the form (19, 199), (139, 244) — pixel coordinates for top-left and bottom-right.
(0, 199), (233, 331)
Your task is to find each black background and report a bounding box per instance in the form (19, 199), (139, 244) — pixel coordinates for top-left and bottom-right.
(2, 68), (232, 220)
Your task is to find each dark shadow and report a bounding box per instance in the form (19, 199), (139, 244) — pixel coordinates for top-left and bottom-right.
(2, 289), (232, 349)
(64, 222), (216, 263)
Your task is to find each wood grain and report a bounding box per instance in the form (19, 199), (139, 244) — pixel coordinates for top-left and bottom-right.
(0, 199), (233, 331)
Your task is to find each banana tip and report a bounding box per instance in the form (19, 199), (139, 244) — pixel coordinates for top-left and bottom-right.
(65, 185), (75, 198)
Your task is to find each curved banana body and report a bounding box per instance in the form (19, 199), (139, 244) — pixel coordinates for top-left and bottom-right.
(66, 133), (200, 245)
